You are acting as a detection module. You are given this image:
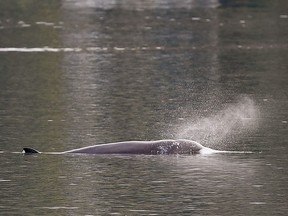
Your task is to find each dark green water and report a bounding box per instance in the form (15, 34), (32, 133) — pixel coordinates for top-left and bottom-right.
(0, 0), (288, 215)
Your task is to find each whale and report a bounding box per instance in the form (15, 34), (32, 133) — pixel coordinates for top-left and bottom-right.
(22, 139), (220, 155)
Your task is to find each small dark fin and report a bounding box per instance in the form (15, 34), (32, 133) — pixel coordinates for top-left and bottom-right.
(22, 147), (40, 154)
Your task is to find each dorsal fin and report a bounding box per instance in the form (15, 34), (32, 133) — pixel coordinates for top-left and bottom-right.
(22, 147), (40, 154)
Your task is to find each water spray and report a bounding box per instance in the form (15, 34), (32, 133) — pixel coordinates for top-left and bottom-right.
(176, 97), (259, 148)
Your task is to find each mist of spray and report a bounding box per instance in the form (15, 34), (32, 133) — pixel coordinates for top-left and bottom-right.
(176, 97), (259, 148)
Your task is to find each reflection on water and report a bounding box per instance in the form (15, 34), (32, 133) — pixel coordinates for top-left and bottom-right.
(0, 0), (288, 215)
(63, 0), (220, 10)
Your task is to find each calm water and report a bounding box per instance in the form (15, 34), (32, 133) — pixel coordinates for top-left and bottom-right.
(0, 0), (288, 215)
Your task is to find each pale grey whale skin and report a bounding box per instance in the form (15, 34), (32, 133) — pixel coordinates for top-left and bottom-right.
(22, 139), (218, 155)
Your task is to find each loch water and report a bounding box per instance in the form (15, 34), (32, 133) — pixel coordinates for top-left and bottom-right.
(0, 0), (288, 215)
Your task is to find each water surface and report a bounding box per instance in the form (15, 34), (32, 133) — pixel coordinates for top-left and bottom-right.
(0, 0), (288, 215)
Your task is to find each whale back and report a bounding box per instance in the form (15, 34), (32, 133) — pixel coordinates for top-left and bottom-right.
(64, 140), (204, 155)
(22, 140), (205, 155)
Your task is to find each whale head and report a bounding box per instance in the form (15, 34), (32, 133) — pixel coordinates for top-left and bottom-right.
(174, 139), (204, 154)
(176, 139), (217, 155)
